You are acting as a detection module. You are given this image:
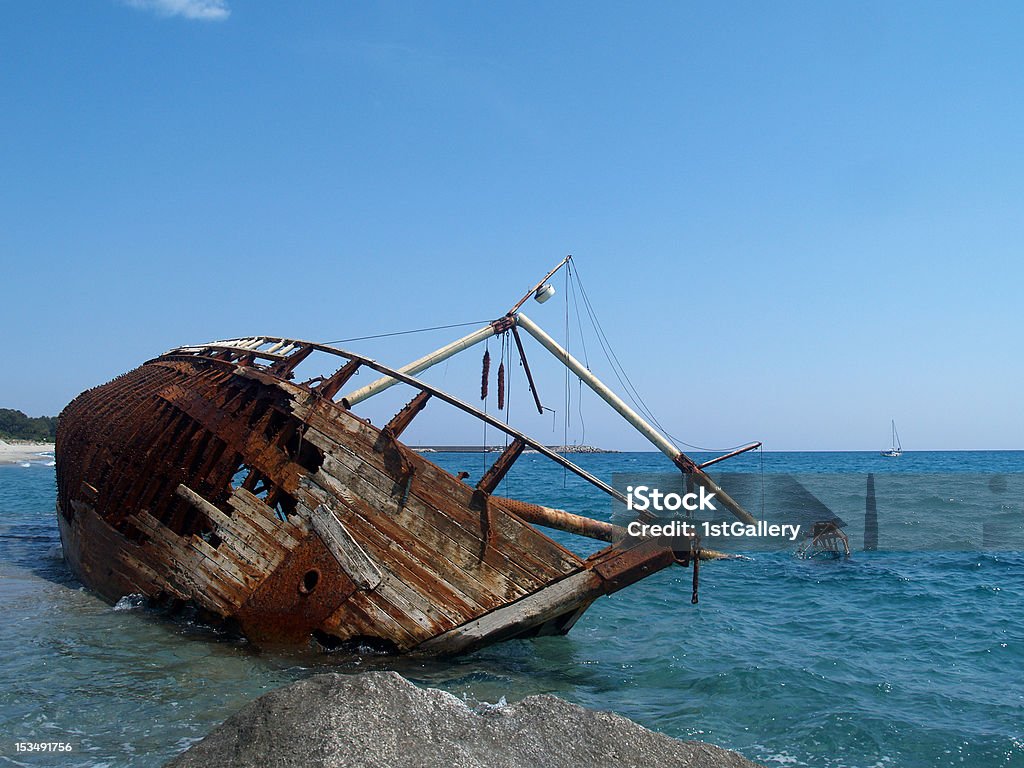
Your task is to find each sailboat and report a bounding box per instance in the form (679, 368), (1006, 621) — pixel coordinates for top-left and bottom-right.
(880, 420), (902, 457)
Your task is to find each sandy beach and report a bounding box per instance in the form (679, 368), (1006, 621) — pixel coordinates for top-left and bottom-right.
(0, 439), (56, 464)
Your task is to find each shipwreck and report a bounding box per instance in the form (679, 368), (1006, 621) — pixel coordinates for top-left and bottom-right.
(55, 258), (760, 654)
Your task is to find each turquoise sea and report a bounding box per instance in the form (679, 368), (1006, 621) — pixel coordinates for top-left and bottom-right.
(1, 451), (1022, 767)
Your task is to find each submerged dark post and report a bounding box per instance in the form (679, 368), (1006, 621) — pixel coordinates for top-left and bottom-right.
(864, 473), (878, 551)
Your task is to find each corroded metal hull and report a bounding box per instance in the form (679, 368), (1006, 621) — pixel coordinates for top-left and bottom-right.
(56, 343), (679, 654)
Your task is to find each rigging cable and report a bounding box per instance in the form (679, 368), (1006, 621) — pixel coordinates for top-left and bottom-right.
(759, 443), (766, 517)
(567, 262), (588, 446)
(325, 319), (489, 345)
(502, 332), (513, 495)
(562, 263), (571, 486)
(571, 265), (752, 454)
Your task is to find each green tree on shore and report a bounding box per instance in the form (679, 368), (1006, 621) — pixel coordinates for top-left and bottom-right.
(0, 409), (57, 441)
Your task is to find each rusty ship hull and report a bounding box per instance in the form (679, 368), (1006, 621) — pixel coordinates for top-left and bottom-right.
(55, 338), (686, 654)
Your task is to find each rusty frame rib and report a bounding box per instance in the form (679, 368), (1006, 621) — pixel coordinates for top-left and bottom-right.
(383, 391), (431, 441)
(476, 439), (526, 495)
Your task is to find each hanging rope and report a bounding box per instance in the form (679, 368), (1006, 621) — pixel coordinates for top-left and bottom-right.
(481, 341), (489, 473)
(481, 348), (490, 401)
(497, 358), (506, 411)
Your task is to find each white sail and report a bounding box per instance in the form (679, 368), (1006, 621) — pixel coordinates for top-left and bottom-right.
(881, 420), (902, 457)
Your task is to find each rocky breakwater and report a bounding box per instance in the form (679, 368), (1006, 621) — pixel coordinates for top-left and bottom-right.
(547, 445), (616, 454)
(166, 671), (763, 768)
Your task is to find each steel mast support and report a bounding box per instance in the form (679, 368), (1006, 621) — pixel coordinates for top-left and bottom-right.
(342, 257), (574, 407)
(514, 313), (756, 525)
(341, 319), (509, 407)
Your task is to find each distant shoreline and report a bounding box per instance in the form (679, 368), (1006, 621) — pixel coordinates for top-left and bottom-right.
(0, 440), (56, 464)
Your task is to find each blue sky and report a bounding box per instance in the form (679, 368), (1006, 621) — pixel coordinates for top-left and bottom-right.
(2, 1), (1022, 450)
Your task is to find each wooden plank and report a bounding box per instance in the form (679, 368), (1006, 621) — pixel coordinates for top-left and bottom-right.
(305, 503), (382, 590)
(292, 489), (465, 632)
(307, 427), (578, 584)
(297, 472), (522, 606)
(327, 591), (420, 649)
(410, 456), (582, 572)
(118, 550), (189, 601)
(304, 451), (542, 598)
(284, 481), (465, 637)
(298, 405), (582, 571)
(297, 487), (496, 619)
(227, 488), (304, 549)
(188, 535), (259, 590)
(134, 510), (243, 613)
(175, 484), (286, 574)
(417, 570), (602, 655)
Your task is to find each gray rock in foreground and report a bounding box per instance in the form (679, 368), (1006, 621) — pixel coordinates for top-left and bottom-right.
(166, 671), (763, 768)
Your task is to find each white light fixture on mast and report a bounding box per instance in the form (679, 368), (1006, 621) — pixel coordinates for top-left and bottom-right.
(534, 284), (556, 303)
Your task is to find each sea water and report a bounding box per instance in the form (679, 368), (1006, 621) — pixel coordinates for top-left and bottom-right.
(0, 452), (1021, 767)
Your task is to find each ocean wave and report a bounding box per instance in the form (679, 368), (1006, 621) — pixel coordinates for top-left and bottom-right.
(113, 594), (146, 612)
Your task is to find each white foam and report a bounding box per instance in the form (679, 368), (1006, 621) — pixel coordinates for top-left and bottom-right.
(114, 594), (146, 612)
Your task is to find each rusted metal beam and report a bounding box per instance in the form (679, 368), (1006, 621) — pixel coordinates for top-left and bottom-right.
(696, 441), (762, 470)
(497, 497), (617, 542)
(310, 355), (626, 504)
(476, 439), (526, 495)
(317, 359), (361, 401)
(383, 391), (431, 441)
(506, 255), (571, 316)
(268, 344), (313, 379)
(173, 341), (627, 504)
(496, 497), (730, 560)
(511, 325), (544, 415)
(671, 454), (756, 525)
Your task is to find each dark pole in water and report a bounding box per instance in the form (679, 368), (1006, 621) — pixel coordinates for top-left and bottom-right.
(864, 473), (878, 551)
